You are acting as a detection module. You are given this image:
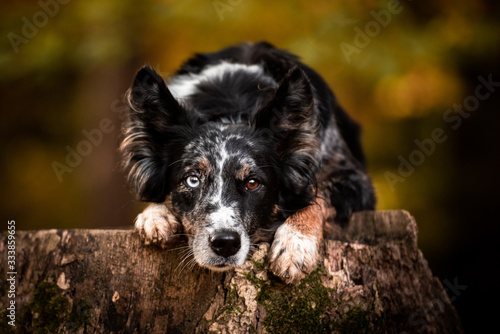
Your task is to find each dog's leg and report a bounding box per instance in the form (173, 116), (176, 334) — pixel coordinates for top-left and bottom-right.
(322, 168), (375, 223)
(135, 203), (181, 247)
(268, 197), (329, 284)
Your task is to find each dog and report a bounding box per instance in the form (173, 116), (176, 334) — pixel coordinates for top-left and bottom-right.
(120, 41), (375, 283)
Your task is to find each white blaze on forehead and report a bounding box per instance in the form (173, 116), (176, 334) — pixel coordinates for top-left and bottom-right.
(211, 133), (233, 207)
(167, 62), (273, 100)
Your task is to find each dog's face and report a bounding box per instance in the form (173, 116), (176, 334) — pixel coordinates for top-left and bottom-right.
(121, 65), (320, 271)
(167, 125), (280, 270)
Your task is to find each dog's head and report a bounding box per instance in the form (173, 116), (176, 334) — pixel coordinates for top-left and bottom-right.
(121, 64), (320, 270)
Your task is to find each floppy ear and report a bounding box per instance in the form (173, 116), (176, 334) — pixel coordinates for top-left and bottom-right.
(253, 66), (320, 209)
(121, 65), (191, 202)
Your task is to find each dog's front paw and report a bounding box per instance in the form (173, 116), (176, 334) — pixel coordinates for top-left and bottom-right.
(135, 203), (181, 247)
(268, 201), (327, 284)
(268, 223), (320, 284)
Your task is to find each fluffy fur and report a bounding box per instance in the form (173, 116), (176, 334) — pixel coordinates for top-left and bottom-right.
(121, 41), (375, 283)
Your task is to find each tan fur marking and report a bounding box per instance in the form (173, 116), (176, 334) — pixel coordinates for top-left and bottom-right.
(283, 197), (329, 238)
(270, 203), (281, 220)
(197, 158), (212, 174)
(236, 165), (251, 180)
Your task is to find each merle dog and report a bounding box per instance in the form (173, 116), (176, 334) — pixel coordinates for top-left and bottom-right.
(121, 42), (375, 283)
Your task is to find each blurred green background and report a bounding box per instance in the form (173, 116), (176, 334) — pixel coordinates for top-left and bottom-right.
(1, 0), (499, 331)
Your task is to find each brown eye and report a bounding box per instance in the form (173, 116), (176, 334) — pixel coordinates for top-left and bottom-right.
(246, 179), (260, 191)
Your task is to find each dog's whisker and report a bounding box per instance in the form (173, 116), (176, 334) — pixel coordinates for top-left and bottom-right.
(174, 246), (194, 275)
(179, 256), (197, 275)
(165, 245), (191, 252)
(175, 249), (195, 275)
(187, 258), (198, 271)
(179, 249), (194, 261)
(167, 159), (184, 168)
(180, 247), (194, 259)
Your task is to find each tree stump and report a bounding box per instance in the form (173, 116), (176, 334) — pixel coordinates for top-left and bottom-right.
(0, 211), (463, 333)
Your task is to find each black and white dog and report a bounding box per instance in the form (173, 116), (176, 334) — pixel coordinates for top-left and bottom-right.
(121, 42), (375, 283)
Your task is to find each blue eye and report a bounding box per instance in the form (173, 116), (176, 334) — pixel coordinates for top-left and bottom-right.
(185, 176), (200, 188)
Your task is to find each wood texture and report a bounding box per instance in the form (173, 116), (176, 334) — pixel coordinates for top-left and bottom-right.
(0, 211), (463, 333)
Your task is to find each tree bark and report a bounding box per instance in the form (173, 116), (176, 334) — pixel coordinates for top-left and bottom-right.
(0, 211), (463, 333)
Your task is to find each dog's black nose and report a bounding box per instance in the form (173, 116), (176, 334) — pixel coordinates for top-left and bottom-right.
(209, 231), (241, 258)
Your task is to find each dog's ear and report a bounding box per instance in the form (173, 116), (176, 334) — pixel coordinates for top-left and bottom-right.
(128, 65), (189, 132)
(121, 66), (191, 202)
(252, 66), (320, 209)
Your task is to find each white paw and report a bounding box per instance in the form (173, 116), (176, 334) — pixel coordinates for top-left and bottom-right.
(135, 203), (181, 247)
(268, 223), (320, 284)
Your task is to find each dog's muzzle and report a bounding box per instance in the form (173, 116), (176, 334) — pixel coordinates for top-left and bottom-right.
(209, 230), (241, 258)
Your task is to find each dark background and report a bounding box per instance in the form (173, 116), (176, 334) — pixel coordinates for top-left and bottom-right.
(1, 0), (499, 332)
